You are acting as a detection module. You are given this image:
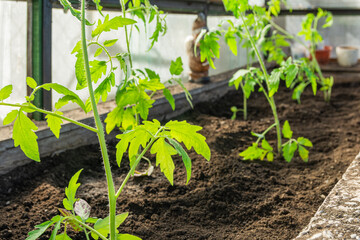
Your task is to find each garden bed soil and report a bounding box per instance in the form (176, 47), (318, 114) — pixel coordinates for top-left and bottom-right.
(1, 74), (360, 240)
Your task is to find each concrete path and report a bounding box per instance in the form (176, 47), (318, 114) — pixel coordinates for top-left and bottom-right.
(295, 152), (360, 239)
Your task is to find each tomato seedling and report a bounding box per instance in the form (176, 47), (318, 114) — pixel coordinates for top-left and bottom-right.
(267, 8), (333, 102)
(0, 0), (210, 239)
(198, 0), (312, 162)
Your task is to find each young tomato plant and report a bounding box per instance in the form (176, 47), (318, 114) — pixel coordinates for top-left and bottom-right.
(266, 8), (333, 102)
(0, 0), (210, 239)
(199, 0), (312, 162)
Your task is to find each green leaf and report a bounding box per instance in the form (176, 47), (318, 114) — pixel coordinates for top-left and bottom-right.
(3, 110), (18, 125)
(90, 60), (107, 83)
(282, 120), (293, 139)
(267, 152), (274, 162)
(199, 32), (220, 69)
(59, 0), (92, 25)
(26, 221), (54, 240)
(139, 78), (164, 91)
(167, 138), (192, 184)
(243, 76), (257, 99)
(223, 0), (249, 16)
(239, 143), (264, 160)
(269, 68), (282, 97)
(0, 85), (13, 101)
(104, 39), (118, 47)
(116, 131), (134, 167)
(169, 57), (183, 76)
(116, 88), (140, 108)
(104, 106), (124, 134)
(292, 82), (306, 103)
(297, 137), (313, 147)
(42, 83), (86, 112)
(116, 53), (128, 71)
(117, 234), (142, 240)
(50, 216), (63, 240)
(194, 28), (207, 56)
(303, 66), (318, 95)
(122, 108), (136, 131)
(163, 88), (175, 110)
(165, 120), (211, 161)
(91, 213), (129, 240)
(93, 0), (103, 16)
(148, 14), (167, 50)
(46, 112), (63, 138)
(71, 41), (82, 54)
(225, 28), (238, 56)
(92, 15), (137, 38)
(323, 13), (333, 28)
(94, 48), (103, 57)
(86, 217), (99, 224)
(261, 139), (273, 151)
(275, 37), (290, 47)
(126, 129), (151, 166)
(150, 138), (177, 185)
(137, 98), (154, 120)
(26, 77), (38, 89)
(285, 65), (298, 88)
(55, 233), (72, 240)
(93, 72), (116, 107)
(74, 50), (87, 90)
(145, 68), (160, 80)
(298, 145), (309, 162)
(228, 68), (253, 90)
(115, 121), (157, 166)
(63, 169), (83, 211)
(13, 111), (39, 161)
(282, 141), (298, 162)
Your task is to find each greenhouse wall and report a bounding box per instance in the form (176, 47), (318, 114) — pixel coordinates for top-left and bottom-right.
(287, 0), (360, 8)
(51, 10), (246, 112)
(0, 1), (27, 125)
(2, 0), (360, 124)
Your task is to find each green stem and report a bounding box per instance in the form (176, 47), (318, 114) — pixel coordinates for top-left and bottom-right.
(239, 81), (247, 121)
(255, 123), (277, 144)
(84, 228), (90, 240)
(89, 42), (114, 70)
(80, 0), (117, 239)
(149, 91), (156, 99)
(115, 136), (157, 199)
(240, 12), (282, 154)
(241, 46), (251, 121)
(0, 102), (97, 133)
(69, 217), (108, 240)
(120, 0), (133, 68)
(269, 19), (309, 50)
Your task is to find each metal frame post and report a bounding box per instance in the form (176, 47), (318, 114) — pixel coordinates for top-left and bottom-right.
(27, 0), (52, 120)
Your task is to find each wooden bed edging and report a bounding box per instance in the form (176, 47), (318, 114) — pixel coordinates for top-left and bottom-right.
(0, 78), (232, 175)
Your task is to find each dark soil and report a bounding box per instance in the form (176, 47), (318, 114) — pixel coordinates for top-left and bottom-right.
(1, 73), (360, 240)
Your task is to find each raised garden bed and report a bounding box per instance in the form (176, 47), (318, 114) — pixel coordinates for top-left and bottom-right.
(0, 71), (360, 239)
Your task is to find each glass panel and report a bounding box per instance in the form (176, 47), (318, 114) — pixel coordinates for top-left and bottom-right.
(51, 10), (245, 111)
(286, 0), (360, 9)
(0, 0), (27, 125)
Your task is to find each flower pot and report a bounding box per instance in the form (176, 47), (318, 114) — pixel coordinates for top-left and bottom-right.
(336, 46), (359, 67)
(310, 45), (332, 65)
